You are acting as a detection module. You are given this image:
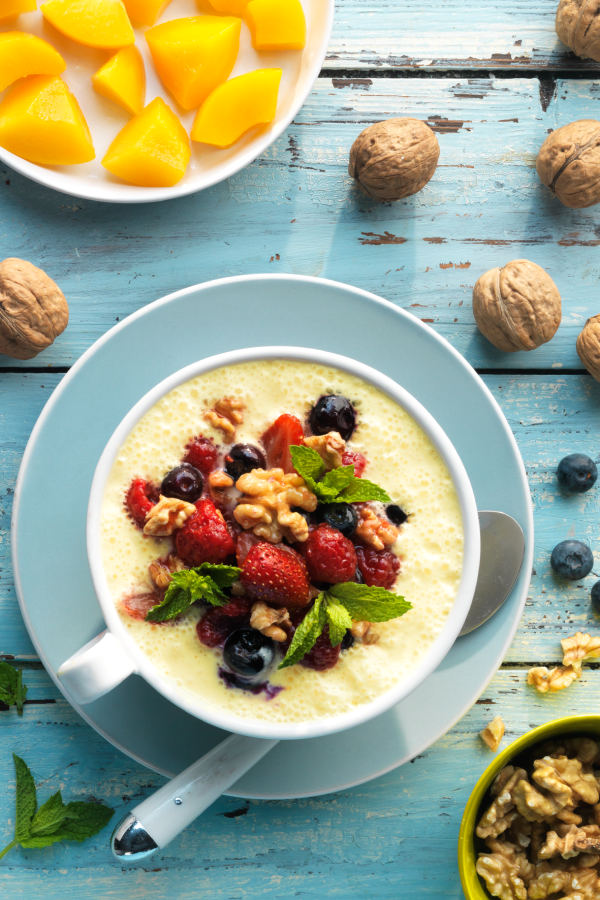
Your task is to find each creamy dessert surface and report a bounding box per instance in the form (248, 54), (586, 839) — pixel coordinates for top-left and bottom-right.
(100, 359), (464, 724)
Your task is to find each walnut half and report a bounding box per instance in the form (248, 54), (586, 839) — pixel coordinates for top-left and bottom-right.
(250, 601), (290, 642)
(480, 716), (506, 753)
(234, 467), (317, 543)
(527, 664), (582, 694)
(355, 508), (399, 550)
(143, 496), (196, 536)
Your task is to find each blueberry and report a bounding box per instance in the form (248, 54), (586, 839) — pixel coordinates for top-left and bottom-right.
(225, 444), (266, 482)
(309, 395), (356, 441)
(551, 540), (594, 581)
(592, 580), (600, 614)
(386, 505), (408, 526)
(318, 502), (358, 537)
(340, 630), (354, 651)
(161, 463), (203, 503)
(557, 454), (598, 494)
(223, 629), (275, 681)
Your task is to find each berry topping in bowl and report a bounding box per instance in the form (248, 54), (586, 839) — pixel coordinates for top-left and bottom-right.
(386, 504), (408, 527)
(304, 523), (357, 584)
(557, 453), (598, 494)
(223, 629), (276, 682)
(183, 435), (218, 474)
(161, 462), (203, 503)
(176, 498), (236, 565)
(261, 413), (304, 473)
(318, 502), (358, 537)
(310, 394), (356, 441)
(225, 443), (266, 481)
(126, 477), (158, 527)
(241, 542), (311, 610)
(299, 625), (340, 671)
(355, 545), (401, 589)
(551, 540), (594, 581)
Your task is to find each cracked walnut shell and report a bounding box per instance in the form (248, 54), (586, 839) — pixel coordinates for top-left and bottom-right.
(556, 0), (600, 63)
(348, 118), (440, 203)
(473, 260), (561, 353)
(536, 119), (600, 208)
(0, 258), (68, 360)
(577, 315), (600, 381)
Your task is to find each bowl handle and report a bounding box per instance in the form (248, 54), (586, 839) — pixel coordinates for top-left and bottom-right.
(57, 631), (137, 705)
(111, 734), (279, 859)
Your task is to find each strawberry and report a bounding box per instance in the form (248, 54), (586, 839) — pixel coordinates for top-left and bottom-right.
(241, 542), (310, 610)
(261, 414), (304, 474)
(304, 523), (357, 584)
(126, 478), (158, 528)
(175, 498), (236, 566)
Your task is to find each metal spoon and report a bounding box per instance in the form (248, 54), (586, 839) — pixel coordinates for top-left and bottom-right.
(111, 509), (525, 860)
(458, 510), (525, 637)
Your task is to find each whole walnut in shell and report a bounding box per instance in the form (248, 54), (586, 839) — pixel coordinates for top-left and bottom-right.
(536, 120), (600, 208)
(556, 0), (600, 62)
(577, 315), (600, 380)
(473, 260), (561, 353)
(0, 258), (68, 360)
(348, 118), (440, 202)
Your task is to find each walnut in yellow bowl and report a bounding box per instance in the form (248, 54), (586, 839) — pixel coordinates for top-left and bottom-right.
(458, 717), (600, 899)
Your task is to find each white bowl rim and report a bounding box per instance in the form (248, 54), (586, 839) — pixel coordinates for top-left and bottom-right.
(0, 1), (334, 204)
(87, 345), (480, 740)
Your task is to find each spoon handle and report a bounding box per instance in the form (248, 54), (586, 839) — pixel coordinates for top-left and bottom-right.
(111, 734), (278, 859)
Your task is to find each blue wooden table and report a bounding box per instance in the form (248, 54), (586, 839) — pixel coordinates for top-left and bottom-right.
(3, 2), (600, 896)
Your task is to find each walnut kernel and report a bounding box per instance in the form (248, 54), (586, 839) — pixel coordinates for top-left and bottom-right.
(562, 632), (600, 667)
(304, 431), (345, 471)
(527, 664), (582, 694)
(250, 601), (290, 642)
(234, 468), (317, 543)
(203, 397), (245, 440)
(355, 508), (399, 550)
(143, 496), (196, 536)
(480, 716), (506, 753)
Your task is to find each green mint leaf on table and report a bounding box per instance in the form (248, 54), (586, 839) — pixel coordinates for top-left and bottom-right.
(329, 582), (412, 622)
(289, 445), (390, 504)
(0, 755), (114, 860)
(0, 662), (28, 716)
(278, 595), (326, 669)
(145, 563), (241, 623)
(325, 600), (353, 647)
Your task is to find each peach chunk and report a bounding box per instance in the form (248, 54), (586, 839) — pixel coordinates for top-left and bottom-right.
(145, 15), (240, 110)
(0, 75), (95, 165)
(122, 0), (171, 27)
(0, 33), (66, 92)
(41, 0), (135, 49)
(246, 0), (306, 50)
(191, 67), (281, 148)
(102, 97), (190, 186)
(92, 46), (145, 115)
(207, 0), (248, 13)
(0, 0), (36, 24)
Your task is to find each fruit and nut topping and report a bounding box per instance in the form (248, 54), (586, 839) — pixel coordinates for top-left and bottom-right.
(143, 495), (197, 536)
(234, 467), (317, 543)
(203, 396), (245, 440)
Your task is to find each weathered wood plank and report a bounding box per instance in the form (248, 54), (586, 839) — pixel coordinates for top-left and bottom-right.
(327, 0), (600, 71)
(0, 666), (596, 895)
(1, 78), (598, 372)
(3, 372), (600, 663)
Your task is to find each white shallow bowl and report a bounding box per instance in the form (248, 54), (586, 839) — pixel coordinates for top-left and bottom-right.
(0, 0), (333, 203)
(85, 345), (481, 741)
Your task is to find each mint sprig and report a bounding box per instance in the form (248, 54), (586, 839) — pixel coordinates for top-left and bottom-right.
(145, 563), (241, 623)
(290, 445), (390, 504)
(278, 583), (412, 669)
(0, 754), (113, 860)
(0, 662), (27, 716)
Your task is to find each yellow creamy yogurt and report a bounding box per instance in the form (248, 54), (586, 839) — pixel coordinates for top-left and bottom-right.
(100, 359), (464, 724)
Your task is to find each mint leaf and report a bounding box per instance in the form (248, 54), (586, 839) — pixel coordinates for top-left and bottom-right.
(319, 465), (355, 495)
(279, 595), (326, 669)
(0, 662), (27, 715)
(53, 801), (114, 842)
(329, 582), (412, 622)
(289, 445), (324, 486)
(13, 754), (36, 843)
(325, 600), (353, 646)
(145, 563), (241, 622)
(30, 791), (68, 836)
(337, 479), (391, 503)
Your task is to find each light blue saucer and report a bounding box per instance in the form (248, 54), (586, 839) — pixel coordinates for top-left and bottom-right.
(12, 275), (532, 799)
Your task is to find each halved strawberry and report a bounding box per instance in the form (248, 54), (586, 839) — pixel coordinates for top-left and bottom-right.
(241, 542), (310, 610)
(261, 414), (304, 474)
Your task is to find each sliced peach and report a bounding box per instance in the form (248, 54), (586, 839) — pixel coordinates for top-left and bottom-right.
(145, 15), (240, 110)
(207, 0), (248, 14)
(0, 75), (94, 165)
(0, 0), (36, 24)
(0, 33), (66, 93)
(191, 67), (281, 148)
(122, 0), (171, 27)
(40, 0), (135, 49)
(246, 0), (305, 50)
(102, 97), (190, 186)
(92, 46), (145, 115)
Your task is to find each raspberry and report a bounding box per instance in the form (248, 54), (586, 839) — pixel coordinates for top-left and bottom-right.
(176, 498), (236, 566)
(183, 435), (217, 474)
(304, 524), (357, 584)
(241, 542), (310, 610)
(342, 450), (367, 478)
(355, 545), (400, 589)
(196, 599), (252, 648)
(126, 478), (158, 528)
(300, 625), (340, 671)
(120, 591), (162, 621)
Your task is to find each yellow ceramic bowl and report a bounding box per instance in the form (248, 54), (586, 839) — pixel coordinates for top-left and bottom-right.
(458, 715), (600, 899)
